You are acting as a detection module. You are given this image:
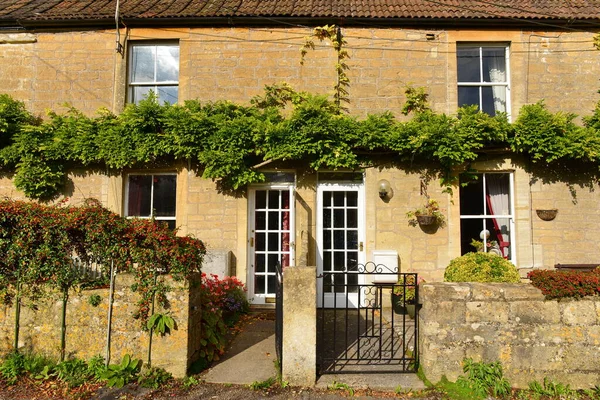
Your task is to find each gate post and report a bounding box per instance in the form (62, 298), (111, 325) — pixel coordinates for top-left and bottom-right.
(282, 266), (316, 386)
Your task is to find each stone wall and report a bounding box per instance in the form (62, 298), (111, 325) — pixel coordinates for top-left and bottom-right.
(420, 282), (600, 389)
(0, 274), (202, 378)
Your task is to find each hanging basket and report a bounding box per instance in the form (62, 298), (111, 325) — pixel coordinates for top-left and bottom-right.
(416, 215), (436, 226)
(536, 209), (558, 221)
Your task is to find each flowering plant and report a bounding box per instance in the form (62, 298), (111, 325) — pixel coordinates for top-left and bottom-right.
(393, 275), (425, 303)
(406, 199), (446, 227)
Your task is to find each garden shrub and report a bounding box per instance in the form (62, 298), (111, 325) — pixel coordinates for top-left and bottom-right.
(528, 269), (600, 300)
(444, 252), (520, 283)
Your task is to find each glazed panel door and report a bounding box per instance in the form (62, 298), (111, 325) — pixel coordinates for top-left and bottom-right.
(248, 187), (295, 304)
(317, 183), (365, 308)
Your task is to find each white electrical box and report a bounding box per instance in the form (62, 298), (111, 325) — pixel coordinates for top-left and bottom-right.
(371, 250), (399, 283)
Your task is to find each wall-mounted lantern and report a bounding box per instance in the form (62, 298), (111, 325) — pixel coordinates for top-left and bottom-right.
(378, 179), (393, 200)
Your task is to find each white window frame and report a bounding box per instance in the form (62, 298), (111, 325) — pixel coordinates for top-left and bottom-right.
(128, 42), (179, 104)
(124, 173), (177, 227)
(459, 172), (516, 264)
(457, 44), (511, 120)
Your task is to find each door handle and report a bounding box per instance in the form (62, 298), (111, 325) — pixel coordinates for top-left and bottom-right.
(249, 237), (254, 247)
(359, 242), (363, 251)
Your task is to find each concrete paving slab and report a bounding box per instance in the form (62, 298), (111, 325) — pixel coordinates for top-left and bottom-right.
(316, 372), (426, 392)
(201, 318), (277, 385)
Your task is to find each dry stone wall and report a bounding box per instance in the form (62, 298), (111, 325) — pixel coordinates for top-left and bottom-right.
(420, 282), (600, 389)
(0, 274), (202, 378)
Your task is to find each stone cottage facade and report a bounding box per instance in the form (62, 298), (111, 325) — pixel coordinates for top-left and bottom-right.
(1, 1), (600, 305)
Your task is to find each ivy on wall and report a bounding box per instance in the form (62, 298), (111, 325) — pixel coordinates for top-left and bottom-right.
(2, 87), (600, 199)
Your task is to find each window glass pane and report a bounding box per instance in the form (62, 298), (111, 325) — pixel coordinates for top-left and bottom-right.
(459, 176), (484, 215)
(458, 86), (480, 109)
(482, 47), (506, 82)
(153, 175), (176, 217)
(127, 175), (152, 217)
(132, 86), (153, 104)
(131, 46), (155, 83)
(162, 220), (176, 230)
(457, 47), (480, 82)
(156, 46), (179, 82)
(482, 86), (506, 116)
(157, 86), (178, 105)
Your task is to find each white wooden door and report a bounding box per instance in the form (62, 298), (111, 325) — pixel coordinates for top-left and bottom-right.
(317, 183), (365, 308)
(248, 186), (295, 304)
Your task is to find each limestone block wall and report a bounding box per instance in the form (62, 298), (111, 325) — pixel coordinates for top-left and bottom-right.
(420, 282), (600, 389)
(1, 27), (598, 119)
(0, 274), (202, 378)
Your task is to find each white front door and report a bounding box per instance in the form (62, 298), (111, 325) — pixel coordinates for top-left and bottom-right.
(317, 183), (365, 308)
(248, 186), (295, 305)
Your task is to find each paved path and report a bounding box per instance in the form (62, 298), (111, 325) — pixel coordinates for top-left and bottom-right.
(201, 317), (277, 385)
(200, 311), (426, 393)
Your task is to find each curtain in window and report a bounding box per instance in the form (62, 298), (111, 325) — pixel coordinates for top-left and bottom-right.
(485, 49), (507, 114)
(281, 191), (290, 269)
(485, 175), (510, 258)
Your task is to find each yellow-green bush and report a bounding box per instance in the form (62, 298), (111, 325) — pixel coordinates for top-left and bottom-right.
(444, 252), (520, 283)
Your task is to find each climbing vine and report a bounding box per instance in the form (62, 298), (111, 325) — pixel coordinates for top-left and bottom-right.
(2, 86), (600, 199)
(300, 24), (350, 111)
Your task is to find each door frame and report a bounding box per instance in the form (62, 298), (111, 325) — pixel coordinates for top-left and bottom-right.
(316, 180), (366, 308)
(247, 183), (296, 305)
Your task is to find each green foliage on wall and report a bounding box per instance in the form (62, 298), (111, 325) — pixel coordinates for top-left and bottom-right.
(2, 87), (600, 199)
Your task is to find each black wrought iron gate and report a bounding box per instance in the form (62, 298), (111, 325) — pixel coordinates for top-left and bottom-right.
(317, 263), (419, 374)
(275, 262), (283, 373)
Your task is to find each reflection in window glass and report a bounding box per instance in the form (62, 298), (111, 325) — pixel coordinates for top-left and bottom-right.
(126, 174), (176, 229)
(457, 45), (509, 117)
(129, 43), (179, 105)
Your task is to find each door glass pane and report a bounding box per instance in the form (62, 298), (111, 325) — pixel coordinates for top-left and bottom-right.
(153, 175), (176, 217)
(323, 251), (332, 272)
(268, 233), (279, 251)
(347, 209), (357, 228)
(333, 209), (345, 228)
(334, 251), (345, 271)
(333, 192), (345, 206)
(347, 192), (357, 207)
(268, 211), (279, 230)
(281, 211), (290, 229)
(255, 233), (265, 251)
(256, 190), (267, 209)
(255, 275), (265, 294)
(267, 275), (277, 294)
(268, 191), (279, 208)
(323, 209), (331, 228)
(268, 254), (279, 272)
(457, 47), (480, 82)
(323, 191), (331, 207)
(255, 211), (266, 230)
(333, 230), (345, 249)
(347, 273), (358, 293)
(323, 231), (331, 249)
(255, 254), (265, 273)
(347, 230), (358, 249)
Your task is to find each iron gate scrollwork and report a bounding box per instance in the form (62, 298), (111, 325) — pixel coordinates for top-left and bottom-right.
(317, 262), (419, 374)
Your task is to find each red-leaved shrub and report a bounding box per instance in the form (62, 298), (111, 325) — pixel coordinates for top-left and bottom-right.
(527, 269), (600, 300)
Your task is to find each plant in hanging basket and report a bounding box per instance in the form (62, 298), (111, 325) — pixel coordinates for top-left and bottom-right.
(536, 209), (558, 221)
(407, 199), (446, 227)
